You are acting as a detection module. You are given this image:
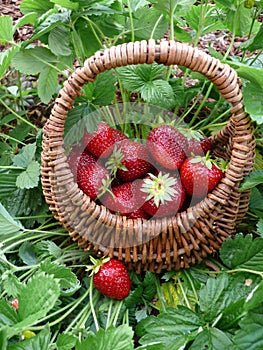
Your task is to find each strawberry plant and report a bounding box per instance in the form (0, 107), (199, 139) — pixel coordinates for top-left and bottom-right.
(1, 0), (263, 348)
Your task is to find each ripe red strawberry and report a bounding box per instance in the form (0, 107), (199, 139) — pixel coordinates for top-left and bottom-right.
(68, 147), (97, 178)
(77, 163), (109, 200)
(146, 125), (188, 170)
(82, 123), (127, 159)
(179, 128), (212, 156)
(141, 172), (186, 217)
(127, 208), (150, 220)
(112, 128), (128, 143)
(101, 180), (146, 217)
(87, 257), (131, 300)
(180, 155), (225, 198)
(188, 135), (211, 156)
(115, 140), (154, 182)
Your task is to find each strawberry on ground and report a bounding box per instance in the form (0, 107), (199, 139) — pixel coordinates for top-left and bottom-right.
(101, 180), (147, 217)
(82, 122), (127, 159)
(180, 154), (225, 198)
(114, 139), (154, 182)
(146, 125), (188, 170)
(77, 162), (109, 200)
(87, 257), (131, 300)
(141, 172), (186, 217)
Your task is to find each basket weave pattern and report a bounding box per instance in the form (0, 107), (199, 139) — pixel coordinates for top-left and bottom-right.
(41, 40), (255, 273)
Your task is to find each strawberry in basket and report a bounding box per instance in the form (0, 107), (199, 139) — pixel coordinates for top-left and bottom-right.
(69, 121), (226, 219)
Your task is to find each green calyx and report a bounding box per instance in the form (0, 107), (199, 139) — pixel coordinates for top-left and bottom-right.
(105, 145), (127, 177)
(177, 127), (205, 141)
(141, 172), (178, 207)
(189, 151), (228, 172)
(86, 256), (110, 276)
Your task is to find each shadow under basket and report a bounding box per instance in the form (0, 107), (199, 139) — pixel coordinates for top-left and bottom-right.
(41, 39), (255, 273)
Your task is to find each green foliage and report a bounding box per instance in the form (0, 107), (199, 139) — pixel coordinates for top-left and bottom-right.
(1, 0), (263, 348)
(76, 325), (134, 350)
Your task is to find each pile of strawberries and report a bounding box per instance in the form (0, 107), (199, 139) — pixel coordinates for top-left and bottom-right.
(68, 122), (226, 219)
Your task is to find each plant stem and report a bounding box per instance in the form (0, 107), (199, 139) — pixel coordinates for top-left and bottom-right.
(89, 276), (100, 331)
(29, 288), (91, 330)
(183, 270), (199, 305)
(112, 300), (124, 327)
(189, 82), (214, 127)
(155, 277), (167, 312)
(106, 299), (114, 329)
(150, 14), (164, 39)
(126, 0), (135, 42)
(177, 278), (191, 309)
(0, 97), (39, 131)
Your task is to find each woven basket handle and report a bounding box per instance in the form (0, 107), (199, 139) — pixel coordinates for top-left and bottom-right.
(46, 39), (253, 182)
(52, 39), (246, 128)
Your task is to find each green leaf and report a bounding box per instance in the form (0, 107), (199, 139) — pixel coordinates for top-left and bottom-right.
(0, 16), (14, 44)
(15, 272), (60, 328)
(38, 66), (58, 103)
(189, 327), (233, 349)
(132, 7), (169, 40)
(0, 169), (19, 199)
(223, 5), (258, 37)
(0, 299), (19, 327)
(56, 333), (78, 350)
(138, 306), (204, 348)
(19, 242), (38, 266)
(34, 240), (62, 259)
(220, 234), (263, 271)
(39, 260), (80, 295)
(117, 63), (175, 108)
(240, 170), (263, 191)
(84, 70), (117, 106)
(245, 24), (263, 52)
(50, 0), (79, 10)
(233, 305), (263, 350)
(199, 273), (230, 322)
(256, 218), (263, 236)
(16, 161), (40, 189)
(48, 25), (72, 56)
(33, 11), (71, 40)
(0, 46), (20, 80)
(11, 144), (31, 167)
(8, 325), (51, 350)
(238, 66), (263, 90)
(0, 203), (24, 236)
(20, 0), (54, 16)
(124, 285), (143, 308)
(76, 325), (134, 350)
(2, 272), (24, 298)
(64, 105), (98, 145)
(117, 63), (166, 91)
(12, 46), (57, 75)
(0, 328), (8, 350)
(244, 281), (263, 311)
(14, 12), (38, 30)
(216, 298), (245, 330)
(242, 81), (263, 124)
(142, 271), (157, 301)
(249, 187), (263, 211)
(184, 4), (225, 36)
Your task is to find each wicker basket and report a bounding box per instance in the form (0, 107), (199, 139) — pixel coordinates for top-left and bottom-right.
(41, 39), (255, 273)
